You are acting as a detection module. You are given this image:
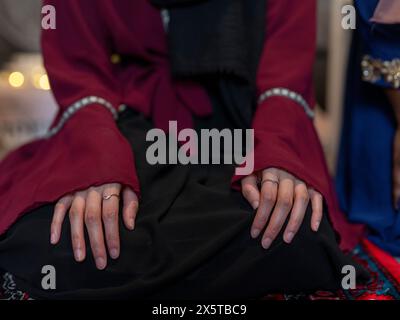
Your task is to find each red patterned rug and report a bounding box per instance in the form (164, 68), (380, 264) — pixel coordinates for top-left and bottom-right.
(1, 238), (399, 300)
(264, 239), (400, 300)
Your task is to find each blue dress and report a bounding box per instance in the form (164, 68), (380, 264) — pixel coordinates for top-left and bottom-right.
(336, 0), (400, 255)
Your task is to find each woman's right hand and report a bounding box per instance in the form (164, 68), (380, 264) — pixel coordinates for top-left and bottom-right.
(50, 183), (139, 270)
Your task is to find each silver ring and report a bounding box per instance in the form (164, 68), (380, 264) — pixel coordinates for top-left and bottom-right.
(103, 194), (120, 201)
(261, 178), (279, 186)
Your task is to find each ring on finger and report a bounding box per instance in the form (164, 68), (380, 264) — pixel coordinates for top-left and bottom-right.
(103, 194), (120, 201)
(261, 178), (279, 187)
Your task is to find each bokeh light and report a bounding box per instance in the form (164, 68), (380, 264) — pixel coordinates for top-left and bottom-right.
(39, 74), (50, 90)
(8, 72), (25, 88)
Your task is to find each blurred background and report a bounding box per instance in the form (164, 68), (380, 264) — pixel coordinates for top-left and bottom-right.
(0, 0), (352, 174)
(0, 0), (55, 160)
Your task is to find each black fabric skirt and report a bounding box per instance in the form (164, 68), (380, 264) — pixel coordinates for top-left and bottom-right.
(0, 86), (368, 299)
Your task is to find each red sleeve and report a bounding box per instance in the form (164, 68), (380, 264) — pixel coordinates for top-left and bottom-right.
(233, 0), (318, 185)
(250, 0), (318, 184)
(256, 0), (316, 106)
(0, 0), (140, 234)
(232, 0), (364, 250)
(41, 0), (140, 195)
(42, 0), (120, 116)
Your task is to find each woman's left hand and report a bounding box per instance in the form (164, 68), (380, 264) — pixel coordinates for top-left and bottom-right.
(241, 167), (323, 249)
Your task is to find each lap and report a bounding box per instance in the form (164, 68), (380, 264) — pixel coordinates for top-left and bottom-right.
(0, 190), (360, 299)
(0, 111), (367, 299)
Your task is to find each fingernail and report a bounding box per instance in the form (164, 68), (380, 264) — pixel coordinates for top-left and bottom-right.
(75, 249), (84, 262)
(251, 228), (260, 238)
(129, 218), (135, 230)
(251, 201), (259, 210)
(262, 237), (272, 250)
(96, 257), (106, 270)
(284, 232), (294, 243)
(313, 221), (320, 232)
(110, 248), (119, 259)
(50, 232), (57, 244)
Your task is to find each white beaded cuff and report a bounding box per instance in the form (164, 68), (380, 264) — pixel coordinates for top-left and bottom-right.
(44, 96), (120, 139)
(258, 88), (315, 119)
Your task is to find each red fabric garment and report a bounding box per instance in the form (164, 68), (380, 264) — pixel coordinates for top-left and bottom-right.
(232, 0), (365, 251)
(0, 0), (364, 249)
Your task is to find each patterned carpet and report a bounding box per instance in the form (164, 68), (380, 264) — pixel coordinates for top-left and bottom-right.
(264, 239), (400, 300)
(1, 238), (399, 300)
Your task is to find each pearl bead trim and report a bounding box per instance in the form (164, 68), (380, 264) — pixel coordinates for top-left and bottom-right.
(44, 96), (120, 139)
(258, 88), (315, 119)
(161, 9), (170, 33)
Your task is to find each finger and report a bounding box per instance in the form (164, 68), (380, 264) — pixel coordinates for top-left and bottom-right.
(85, 187), (107, 270)
(51, 194), (73, 244)
(309, 188), (323, 232)
(262, 174), (294, 249)
(102, 184), (121, 260)
(241, 174), (260, 210)
(69, 192), (87, 262)
(250, 170), (279, 239)
(122, 187), (139, 230)
(283, 181), (309, 243)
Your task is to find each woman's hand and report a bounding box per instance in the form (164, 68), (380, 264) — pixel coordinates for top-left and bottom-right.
(241, 167), (323, 249)
(50, 183), (139, 270)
